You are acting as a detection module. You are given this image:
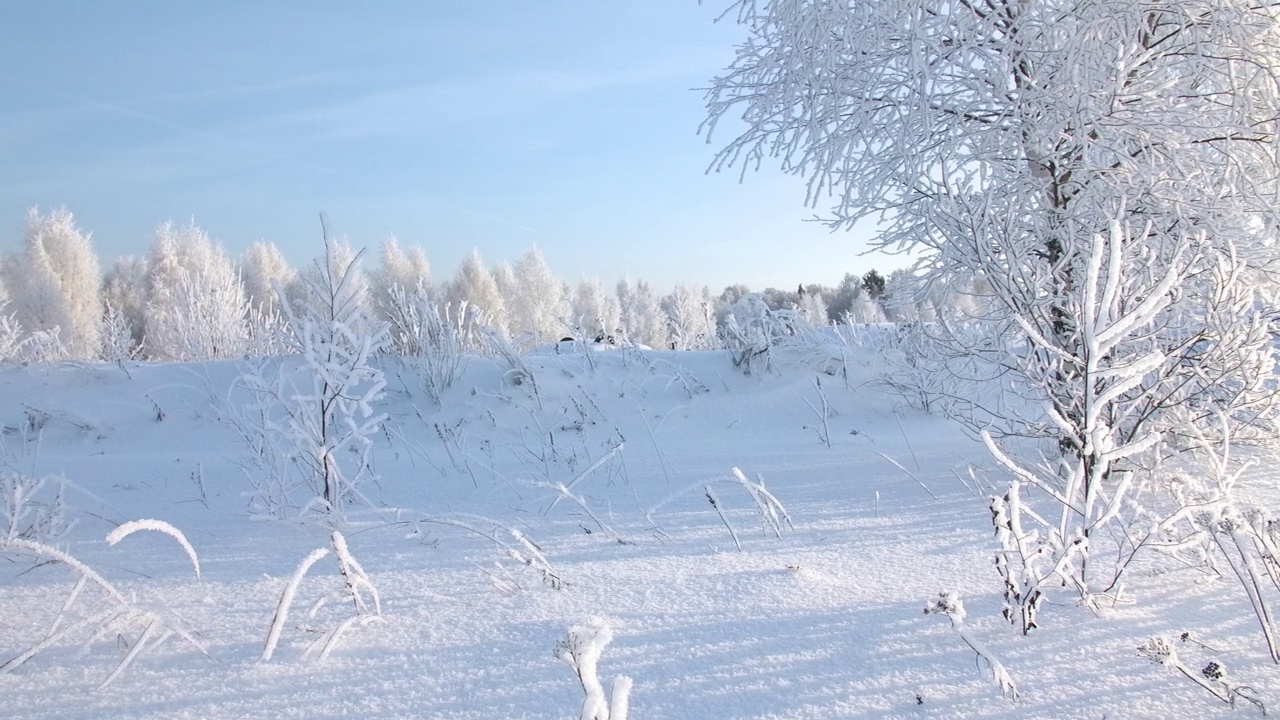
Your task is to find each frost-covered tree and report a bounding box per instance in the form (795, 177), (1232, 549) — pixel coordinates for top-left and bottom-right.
(256, 220), (389, 513)
(616, 277), (667, 348)
(507, 247), (567, 347)
(1, 208), (102, 360)
(827, 273), (862, 322)
(571, 277), (620, 342)
(847, 289), (885, 325)
(102, 256), (148, 352)
(797, 287), (829, 327)
(446, 249), (509, 336)
(704, 0), (1280, 607)
(758, 286), (799, 312)
(373, 237), (431, 295)
(240, 241), (297, 316)
(881, 269), (923, 323)
(144, 221), (249, 361)
(370, 236), (432, 320)
(663, 283), (717, 351)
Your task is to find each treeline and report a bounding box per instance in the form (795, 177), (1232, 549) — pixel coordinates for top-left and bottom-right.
(0, 208), (978, 363)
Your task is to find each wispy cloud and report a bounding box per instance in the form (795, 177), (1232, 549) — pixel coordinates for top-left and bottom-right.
(261, 60), (709, 142)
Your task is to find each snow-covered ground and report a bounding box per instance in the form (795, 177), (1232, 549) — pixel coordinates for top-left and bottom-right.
(1, 347), (1276, 718)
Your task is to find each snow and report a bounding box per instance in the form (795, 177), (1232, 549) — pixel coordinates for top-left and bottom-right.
(0, 348), (1276, 718)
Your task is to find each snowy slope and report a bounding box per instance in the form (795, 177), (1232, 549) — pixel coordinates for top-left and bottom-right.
(0, 348), (1276, 719)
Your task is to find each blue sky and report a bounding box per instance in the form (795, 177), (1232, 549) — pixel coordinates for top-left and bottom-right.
(0, 2), (899, 292)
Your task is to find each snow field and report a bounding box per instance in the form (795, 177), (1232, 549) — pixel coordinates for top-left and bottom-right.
(0, 349), (1276, 718)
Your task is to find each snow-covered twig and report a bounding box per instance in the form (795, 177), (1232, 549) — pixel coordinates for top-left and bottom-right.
(801, 376), (833, 448)
(0, 527), (209, 689)
(261, 530), (383, 663)
(704, 486), (741, 552)
(646, 467), (792, 550)
(925, 592), (1018, 700)
(1139, 636), (1267, 714)
(557, 618), (632, 720)
(875, 452), (937, 500)
(106, 518), (201, 580)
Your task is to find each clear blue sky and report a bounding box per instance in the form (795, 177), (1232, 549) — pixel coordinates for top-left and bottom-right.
(0, 2), (900, 292)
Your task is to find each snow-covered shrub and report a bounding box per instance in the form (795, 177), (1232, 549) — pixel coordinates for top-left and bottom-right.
(102, 255), (148, 354)
(233, 223), (389, 516)
(0, 308), (32, 363)
(100, 300), (141, 362)
(1127, 416), (1280, 664)
(243, 305), (293, 359)
(2, 472), (73, 545)
(873, 321), (991, 417)
(261, 530), (383, 662)
(980, 222), (1280, 621)
(0, 519), (206, 689)
(271, 227), (388, 514)
(720, 294), (826, 375)
(225, 358), (301, 519)
(20, 327), (67, 364)
(381, 283), (474, 404)
(557, 618), (632, 720)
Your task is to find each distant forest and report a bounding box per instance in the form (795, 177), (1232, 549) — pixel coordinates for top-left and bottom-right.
(0, 208), (980, 362)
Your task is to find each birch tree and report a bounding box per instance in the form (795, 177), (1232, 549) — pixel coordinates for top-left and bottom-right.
(704, 1), (1280, 608)
(240, 240), (298, 316)
(2, 208), (102, 360)
(446, 249), (509, 337)
(508, 247), (567, 347)
(144, 221), (249, 361)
